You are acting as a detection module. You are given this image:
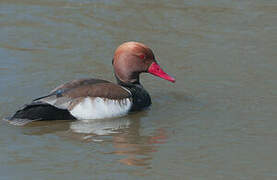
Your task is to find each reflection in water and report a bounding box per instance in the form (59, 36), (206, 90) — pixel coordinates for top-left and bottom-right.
(111, 128), (167, 167)
(20, 120), (71, 135)
(70, 118), (131, 135)
(15, 115), (168, 168)
(70, 116), (167, 167)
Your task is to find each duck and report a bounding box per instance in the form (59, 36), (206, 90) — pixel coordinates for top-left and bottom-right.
(6, 41), (175, 125)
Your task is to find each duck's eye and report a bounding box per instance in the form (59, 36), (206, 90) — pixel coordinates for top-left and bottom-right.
(139, 54), (145, 60)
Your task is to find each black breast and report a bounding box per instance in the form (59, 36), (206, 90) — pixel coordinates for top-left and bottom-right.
(120, 83), (152, 111)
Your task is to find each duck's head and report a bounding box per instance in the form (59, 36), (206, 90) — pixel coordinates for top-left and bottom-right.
(113, 41), (175, 84)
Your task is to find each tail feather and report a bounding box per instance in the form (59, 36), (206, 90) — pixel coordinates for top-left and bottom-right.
(5, 102), (76, 126)
(3, 117), (36, 126)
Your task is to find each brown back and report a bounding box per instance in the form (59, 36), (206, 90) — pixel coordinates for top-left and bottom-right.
(53, 78), (131, 100)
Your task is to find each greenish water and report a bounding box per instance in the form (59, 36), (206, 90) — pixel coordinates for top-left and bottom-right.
(0, 0), (277, 179)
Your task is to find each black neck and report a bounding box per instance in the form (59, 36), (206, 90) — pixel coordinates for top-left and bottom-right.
(114, 73), (141, 87)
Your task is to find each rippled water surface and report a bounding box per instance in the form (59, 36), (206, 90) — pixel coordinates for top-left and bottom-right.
(1, 0), (277, 179)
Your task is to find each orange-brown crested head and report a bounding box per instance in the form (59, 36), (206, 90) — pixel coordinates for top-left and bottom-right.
(113, 41), (175, 84)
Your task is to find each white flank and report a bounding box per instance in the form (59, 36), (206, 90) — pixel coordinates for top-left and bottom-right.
(70, 97), (132, 120)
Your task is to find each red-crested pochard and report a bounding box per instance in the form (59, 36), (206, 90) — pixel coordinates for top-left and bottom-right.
(6, 42), (175, 125)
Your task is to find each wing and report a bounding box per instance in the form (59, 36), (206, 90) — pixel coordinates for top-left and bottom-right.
(33, 78), (132, 111)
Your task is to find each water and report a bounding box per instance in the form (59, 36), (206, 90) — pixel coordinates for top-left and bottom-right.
(0, 0), (277, 179)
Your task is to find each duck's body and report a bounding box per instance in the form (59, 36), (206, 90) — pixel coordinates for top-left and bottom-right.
(6, 42), (174, 125)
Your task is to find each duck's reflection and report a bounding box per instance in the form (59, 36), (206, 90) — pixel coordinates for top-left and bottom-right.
(70, 114), (167, 167)
(111, 127), (167, 167)
(20, 120), (72, 135)
(70, 118), (131, 135)
(19, 113), (167, 168)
